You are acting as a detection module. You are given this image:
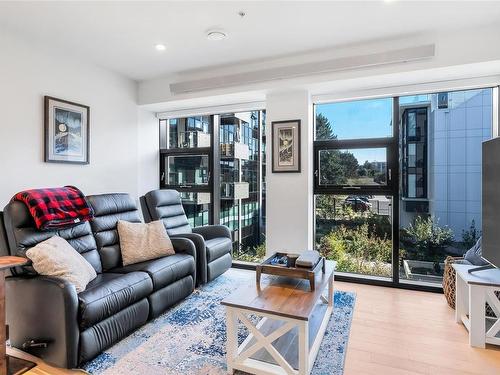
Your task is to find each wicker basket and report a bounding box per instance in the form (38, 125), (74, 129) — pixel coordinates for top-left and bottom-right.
(443, 256), (462, 309)
(443, 255), (499, 317)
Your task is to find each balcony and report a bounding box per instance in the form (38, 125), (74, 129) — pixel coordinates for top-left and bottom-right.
(220, 142), (249, 160)
(178, 131), (211, 148)
(181, 192), (211, 205)
(221, 182), (249, 200)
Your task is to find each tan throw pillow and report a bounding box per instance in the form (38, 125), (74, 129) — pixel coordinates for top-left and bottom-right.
(117, 220), (175, 266)
(26, 236), (97, 293)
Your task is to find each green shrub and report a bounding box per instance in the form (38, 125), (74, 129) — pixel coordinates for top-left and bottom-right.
(401, 216), (453, 261)
(233, 243), (266, 263)
(319, 223), (391, 277)
(462, 220), (481, 249)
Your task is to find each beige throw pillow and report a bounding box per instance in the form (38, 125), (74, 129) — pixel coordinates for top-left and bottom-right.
(26, 236), (97, 293)
(117, 220), (175, 266)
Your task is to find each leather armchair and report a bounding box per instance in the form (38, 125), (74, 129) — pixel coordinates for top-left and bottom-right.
(141, 190), (233, 285)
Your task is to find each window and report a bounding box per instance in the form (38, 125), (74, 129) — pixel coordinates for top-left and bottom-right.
(165, 116), (211, 149)
(399, 88), (493, 286)
(180, 192), (211, 227)
(219, 111), (265, 262)
(314, 98), (396, 281)
(315, 97), (393, 140)
(166, 155), (209, 186)
(314, 87), (496, 289)
(316, 194), (392, 278)
(160, 110), (266, 264)
(318, 148), (388, 187)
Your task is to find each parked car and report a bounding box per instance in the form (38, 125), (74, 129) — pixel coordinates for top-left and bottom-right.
(346, 195), (371, 203)
(344, 196), (371, 211)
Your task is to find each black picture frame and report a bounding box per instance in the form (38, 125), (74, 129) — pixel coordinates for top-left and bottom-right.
(44, 96), (90, 164)
(272, 119), (301, 173)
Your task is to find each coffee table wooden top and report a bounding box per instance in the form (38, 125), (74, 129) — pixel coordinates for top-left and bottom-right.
(222, 260), (336, 321)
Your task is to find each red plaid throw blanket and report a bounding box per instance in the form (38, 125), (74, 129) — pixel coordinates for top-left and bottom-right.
(13, 186), (94, 230)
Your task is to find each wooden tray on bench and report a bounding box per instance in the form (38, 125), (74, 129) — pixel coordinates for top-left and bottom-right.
(256, 252), (326, 291)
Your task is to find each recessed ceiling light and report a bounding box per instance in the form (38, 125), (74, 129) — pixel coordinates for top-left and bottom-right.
(207, 30), (227, 41)
(155, 43), (166, 51)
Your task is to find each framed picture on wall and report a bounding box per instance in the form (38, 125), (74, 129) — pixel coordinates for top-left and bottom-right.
(44, 96), (90, 164)
(272, 119), (301, 173)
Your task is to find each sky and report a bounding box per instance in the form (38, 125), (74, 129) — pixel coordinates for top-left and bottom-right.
(316, 97), (392, 163)
(315, 94), (437, 163)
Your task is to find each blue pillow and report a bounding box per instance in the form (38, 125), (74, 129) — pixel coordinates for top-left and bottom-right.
(464, 237), (489, 266)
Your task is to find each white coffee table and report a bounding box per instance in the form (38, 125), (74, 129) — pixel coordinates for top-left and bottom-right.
(221, 261), (336, 375)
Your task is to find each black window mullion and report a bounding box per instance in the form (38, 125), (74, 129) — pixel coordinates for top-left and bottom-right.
(392, 97), (401, 285)
(212, 115), (220, 225)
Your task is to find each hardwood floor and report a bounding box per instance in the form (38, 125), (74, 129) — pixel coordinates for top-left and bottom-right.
(338, 281), (500, 375)
(9, 279), (500, 375)
(6, 348), (84, 375)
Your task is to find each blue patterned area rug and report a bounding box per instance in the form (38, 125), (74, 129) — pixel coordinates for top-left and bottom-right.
(82, 269), (356, 375)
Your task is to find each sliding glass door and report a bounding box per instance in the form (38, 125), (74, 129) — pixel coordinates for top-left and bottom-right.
(314, 87), (496, 289)
(314, 97), (398, 281)
(398, 89), (493, 286)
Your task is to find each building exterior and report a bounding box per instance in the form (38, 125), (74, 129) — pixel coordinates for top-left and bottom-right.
(400, 88), (492, 238)
(159, 110), (266, 262)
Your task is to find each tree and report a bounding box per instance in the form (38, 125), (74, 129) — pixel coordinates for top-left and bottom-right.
(316, 113), (336, 140)
(338, 152), (358, 178)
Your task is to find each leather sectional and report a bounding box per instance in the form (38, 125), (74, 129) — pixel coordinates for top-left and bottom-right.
(1, 193), (200, 368)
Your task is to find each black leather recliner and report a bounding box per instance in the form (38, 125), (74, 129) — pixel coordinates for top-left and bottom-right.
(2, 193), (197, 368)
(141, 190), (232, 285)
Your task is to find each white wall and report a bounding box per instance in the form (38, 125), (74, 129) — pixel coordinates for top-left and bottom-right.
(0, 32), (141, 206)
(137, 108), (160, 196)
(265, 90), (313, 254)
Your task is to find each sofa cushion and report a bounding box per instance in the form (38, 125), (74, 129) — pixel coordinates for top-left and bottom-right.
(205, 237), (232, 262)
(111, 254), (195, 291)
(78, 272), (153, 329)
(117, 220), (175, 266)
(87, 194), (142, 271)
(3, 200), (102, 275)
(464, 237), (489, 266)
(26, 236), (97, 293)
(143, 190), (192, 235)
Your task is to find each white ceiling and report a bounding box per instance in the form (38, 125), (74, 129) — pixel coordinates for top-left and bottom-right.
(1, 1), (500, 81)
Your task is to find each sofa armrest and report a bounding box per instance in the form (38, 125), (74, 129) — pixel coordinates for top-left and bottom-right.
(192, 225), (231, 241)
(6, 275), (80, 368)
(170, 237), (197, 282)
(171, 233), (207, 285)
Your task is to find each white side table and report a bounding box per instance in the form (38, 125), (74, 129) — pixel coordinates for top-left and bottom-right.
(453, 264), (500, 348)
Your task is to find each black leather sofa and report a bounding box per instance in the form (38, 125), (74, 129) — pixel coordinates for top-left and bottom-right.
(2, 193), (197, 368)
(141, 189), (232, 285)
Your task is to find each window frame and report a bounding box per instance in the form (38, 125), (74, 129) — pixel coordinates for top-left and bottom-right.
(313, 137), (397, 195)
(158, 110), (267, 263)
(313, 86), (499, 292)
